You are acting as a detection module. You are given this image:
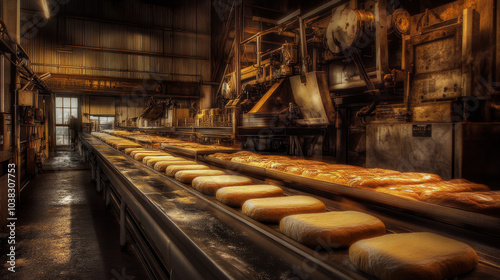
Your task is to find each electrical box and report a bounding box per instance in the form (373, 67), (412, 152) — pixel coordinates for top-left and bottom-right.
(0, 113), (12, 150)
(35, 108), (44, 122)
(18, 90), (38, 107)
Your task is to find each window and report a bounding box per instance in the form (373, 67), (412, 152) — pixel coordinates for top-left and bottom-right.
(56, 97), (78, 146)
(90, 115), (115, 131)
(56, 97), (78, 125)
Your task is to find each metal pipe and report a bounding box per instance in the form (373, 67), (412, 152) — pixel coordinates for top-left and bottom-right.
(301, 0), (346, 20)
(240, 26), (297, 45)
(96, 165), (102, 192)
(0, 56), (4, 112)
(299, 17), (308, 75)
(256, 35), (261, 79)
(404, 71), (412, 122)
(120, 199), (127, 247)
(13, 59), (20, 197)
(277, 9), (301, 25)
(233, 4), (241, 140)
(91, 161), (96, 181)
(244, 3), (285, 14)
(312, 47), (317, 71)
(50, 92), (56, 151)
(63, 44), (209, 60)
(31, 63), (202, 79)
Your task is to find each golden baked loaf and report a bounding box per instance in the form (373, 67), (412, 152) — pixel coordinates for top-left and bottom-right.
(216, 185), (285, 207)
(166, 165), (211, 177)
(192, 175), (253, 195)
(142, 155), (173, 165)
(124, 148), (146, 154)
(210, 153), (235, 161)
(349, 172), (443, 188)
(154, 160), (197, 172)
(283, 166), (307, 175)
(420, 191), (500, 214)
(175, 170), (226, 184)
(349, 232), (478, 280)
(280, 211), (386, 248)
(145, 157), (184, 167)
(242, 196), (326, 223)
(115, 143), (142, 150)
(130, 149), (160, 157)
(134, 152), (169, 161)
(375, 180), (491, 201)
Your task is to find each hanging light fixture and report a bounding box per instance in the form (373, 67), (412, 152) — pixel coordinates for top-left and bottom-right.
(40, 0), (50, 19)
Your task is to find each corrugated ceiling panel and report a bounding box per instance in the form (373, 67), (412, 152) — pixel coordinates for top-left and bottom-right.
(90, 97), (116, 116)
(20, 0), (210, 83)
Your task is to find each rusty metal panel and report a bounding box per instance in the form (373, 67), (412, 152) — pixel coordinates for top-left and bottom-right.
(289, 72), (336, 126)
(366, 123), (454, 180)
(411, 69), (463, 102)
(412, 101), (458, 122)
(414, 37), (460, 75)
(407, 23), (463, 103)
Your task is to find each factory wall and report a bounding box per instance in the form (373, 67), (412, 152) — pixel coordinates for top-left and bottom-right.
(20, 0), (212, 107)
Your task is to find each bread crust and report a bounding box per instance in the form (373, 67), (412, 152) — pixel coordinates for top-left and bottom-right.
(144, 156), (182, 167)
(242, 196), (326, 223)
(175, 170), (226, 184)
(280, 211), (386, 248)
(142, 155), (173, 165)
(153, 160), (197, 171)
(349, 232), (478, 280)
(420, 191), (500, 214)
(192, 175), (253, 195)
(216, 185), (285, 207)
(115, 143), (142, 150)
(130, 150), (160, 157)
(124, 148), (145, 154)
(166, 165), (210, 177)
(134, 152), (169, 161)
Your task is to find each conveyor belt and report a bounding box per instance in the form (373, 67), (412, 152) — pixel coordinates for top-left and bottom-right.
(80, 134), (363, 279)
(81, 133), (500, 279)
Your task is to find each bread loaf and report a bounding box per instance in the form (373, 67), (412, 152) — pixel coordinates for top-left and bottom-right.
(242, 196), (326, 223)
(280, 211), (385, 248)
(115, 143), (142, 150)
(216, 185), (284, 207)
(420, 191), (500, 214)
(134, 152), (169, 161)
(375, 180), (491, 201)
(142, 155), (173, 164)
(166, 165), (210, 177)
(175, 170), (226, 184)
(349, 172), (443, 188)
(145, 157), (184, 167)
(154, 160), (197, 172)
(192, 175), (253, 195)
(349, 232), (478, 280)
(130, 149), (160, 157)
(124, 148), (151, 155)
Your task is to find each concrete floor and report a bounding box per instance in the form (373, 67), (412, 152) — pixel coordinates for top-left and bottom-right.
(41, 150), (89, 171)
(0, 151), (151, 280)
